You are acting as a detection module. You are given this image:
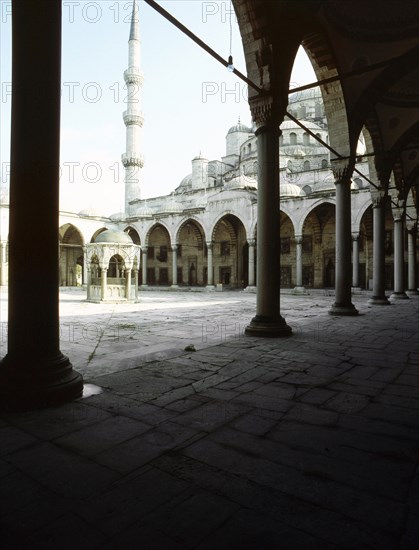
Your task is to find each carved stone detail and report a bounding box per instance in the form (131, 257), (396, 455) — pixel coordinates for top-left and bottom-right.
(121, 153), (144, 168)
(370, 187), (387, 208)
(330, 159), (353, 184)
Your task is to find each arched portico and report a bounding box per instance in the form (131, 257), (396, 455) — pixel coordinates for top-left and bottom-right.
(145, 223), (172, 286)
(59, 224), (84, 286)
(210, 214), (247, 288)
(175, 219), (207, 286)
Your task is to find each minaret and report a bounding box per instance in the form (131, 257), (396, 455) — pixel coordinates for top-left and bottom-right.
(122, 0), (144, 214)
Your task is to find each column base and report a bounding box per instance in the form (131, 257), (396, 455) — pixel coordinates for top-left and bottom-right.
(292, 286), (308, 295)
(390, 292), (409, 300)
(245, 315), (292, 337)
(368, 296), (391, 305)
(0, 353), (83, 412)
(406, 289), (419, 296)
(205, 285), (215, 291)
(329, 302), (359, 316)
(170, 285), (179, 289)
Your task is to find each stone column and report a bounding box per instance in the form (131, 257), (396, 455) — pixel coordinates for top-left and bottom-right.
(391, 202), (409, 299)
(101, 268), (108, 300)
(134, 268), (139, 299)
(86, 268), (91, 301)
(0, 242), (6, 286)
(368, 190), (390, 305)
(329, 163), (358, 315)
(171, 245), (178, 287)
(206, 241), (214, 288)
(0, 0), (83, 410)
(82, 246), (88, 286)
(407, 224), (418, 295)
(352, 234), (360, 289)
(293, 235), (305, 294)
(245, 99), (291, 336)
(125, 268), (132, 300)
(141, 247), (148, 287)
(247, 239), (256, 287)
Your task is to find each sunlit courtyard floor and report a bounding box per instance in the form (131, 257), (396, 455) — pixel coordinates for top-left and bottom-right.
(1, 287), (419, 548)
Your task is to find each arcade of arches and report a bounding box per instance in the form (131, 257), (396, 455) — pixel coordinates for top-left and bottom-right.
(0, 0), (418, 410)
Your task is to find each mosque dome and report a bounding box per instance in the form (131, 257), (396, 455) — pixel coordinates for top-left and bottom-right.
(95, 230), (133, 244)
(227, 119), (252, 136)
(289, 87), (322, 104)
(281, 119), (323, 132)
(279, 183), (306, 197)
(175, 173), (192, 193)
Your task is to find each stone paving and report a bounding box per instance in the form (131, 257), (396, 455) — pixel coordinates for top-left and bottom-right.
(1, 288), (419, 548)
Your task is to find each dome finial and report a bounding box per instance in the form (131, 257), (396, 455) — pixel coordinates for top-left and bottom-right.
(238, 116), (241, 124)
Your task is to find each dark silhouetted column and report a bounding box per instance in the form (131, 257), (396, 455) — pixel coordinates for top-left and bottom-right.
(0, 0), (83, 410)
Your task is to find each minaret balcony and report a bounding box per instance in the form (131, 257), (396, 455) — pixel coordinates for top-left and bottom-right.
(124, 69), (144, 86)
(123, 110), (144, 127)
(121, 153), (144, 168)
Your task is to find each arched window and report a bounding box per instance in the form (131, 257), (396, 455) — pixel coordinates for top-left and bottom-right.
(299, 105), (307, 118)
(109, 254), (125, 278)
(290, 132), (297, 145)
(321, 159), (328, 169)
(248, 143), (252, 153)
(315, 102), (322, 118)
(303, 132), (309, 146)
(304, 160), (310, 171)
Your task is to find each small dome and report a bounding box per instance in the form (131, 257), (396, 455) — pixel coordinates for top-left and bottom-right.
(78, 208), (102, 217)
(225, 174), (257, 189)
(95, 230), (133, 244)
(109, 212), (126, 222)
(176, 174), (192, 192)
(137, 203), (154, 217)
(227, 117), (252, 136)
(156, 196), (184, 215)
(289, 88), (322, 104)
(281, 119), (323, 131)
(280, 183), (305, 197)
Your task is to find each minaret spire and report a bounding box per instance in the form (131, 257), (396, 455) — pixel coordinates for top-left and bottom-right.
(122, 0), (144, 214)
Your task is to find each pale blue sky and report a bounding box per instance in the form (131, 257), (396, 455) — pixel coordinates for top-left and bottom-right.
(0, 0), (315, 215)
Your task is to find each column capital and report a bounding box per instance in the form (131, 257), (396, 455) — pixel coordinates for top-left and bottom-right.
(171, 244), (178, 252)
(371, 187), (387, 208)
(206, 241), (213, 251)
(351, 233), (360, 241)
(392, 199), (405, 222)
(294, 235), (303, 245)
(142, 246), (148, 254)
(247, 239), (256, 247)
(249, 93), (283, 130)
(330, 159), (353, 185)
